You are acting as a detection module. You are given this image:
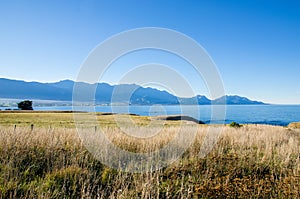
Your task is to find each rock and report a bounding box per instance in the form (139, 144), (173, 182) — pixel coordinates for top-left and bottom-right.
(157, 115), (205, 124)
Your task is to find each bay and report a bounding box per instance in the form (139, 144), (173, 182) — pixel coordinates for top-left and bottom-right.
(2, 104), (300, 126)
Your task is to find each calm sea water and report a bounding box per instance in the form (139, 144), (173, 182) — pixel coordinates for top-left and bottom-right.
(4, 105), (300, 126)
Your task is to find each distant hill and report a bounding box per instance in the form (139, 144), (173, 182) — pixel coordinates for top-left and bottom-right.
(212, 95), (265, 105)
(0, 78), (266, 105)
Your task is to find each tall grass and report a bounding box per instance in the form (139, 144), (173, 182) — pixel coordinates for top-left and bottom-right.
(0, 124), (299, 198)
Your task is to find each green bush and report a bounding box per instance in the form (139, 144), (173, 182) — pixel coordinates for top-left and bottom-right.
(229, 122), (242, 128)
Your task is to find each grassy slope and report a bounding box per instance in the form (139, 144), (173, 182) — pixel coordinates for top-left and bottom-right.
(0, 112), (299, 198)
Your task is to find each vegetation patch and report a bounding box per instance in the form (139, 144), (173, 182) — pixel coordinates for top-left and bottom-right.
(229, 121), (242, 128)
(288, 122), (300, 129)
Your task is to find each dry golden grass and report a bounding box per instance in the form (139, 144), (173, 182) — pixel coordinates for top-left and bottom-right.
(288, 122), (300, 129)
(0, 113), (299, 198)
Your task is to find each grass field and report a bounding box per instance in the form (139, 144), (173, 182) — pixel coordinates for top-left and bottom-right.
(0, 112), (299, 198)
(0, 111), (157, 128)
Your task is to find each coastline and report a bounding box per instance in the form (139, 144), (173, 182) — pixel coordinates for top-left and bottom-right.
(0, 110), (299, 128)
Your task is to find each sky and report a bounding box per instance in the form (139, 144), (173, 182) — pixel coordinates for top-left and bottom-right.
(0, 0), (300, 104)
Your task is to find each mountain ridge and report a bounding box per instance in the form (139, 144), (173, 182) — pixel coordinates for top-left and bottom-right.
(0, 78), (266, 105)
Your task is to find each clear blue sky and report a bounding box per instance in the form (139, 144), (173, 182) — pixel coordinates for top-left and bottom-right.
(0, 0), (299, 104)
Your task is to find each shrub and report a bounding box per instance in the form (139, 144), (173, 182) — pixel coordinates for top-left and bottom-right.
(229, 121), (242, 128)
(18, 100), (33, 110)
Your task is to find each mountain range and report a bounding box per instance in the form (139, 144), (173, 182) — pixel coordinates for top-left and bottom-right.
(0, 78), (266, 105)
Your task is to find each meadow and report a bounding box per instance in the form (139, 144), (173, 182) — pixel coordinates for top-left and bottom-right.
(0, 112), (299, 198)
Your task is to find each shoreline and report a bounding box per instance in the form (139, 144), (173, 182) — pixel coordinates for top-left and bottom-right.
(0, 110), (299, 127)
